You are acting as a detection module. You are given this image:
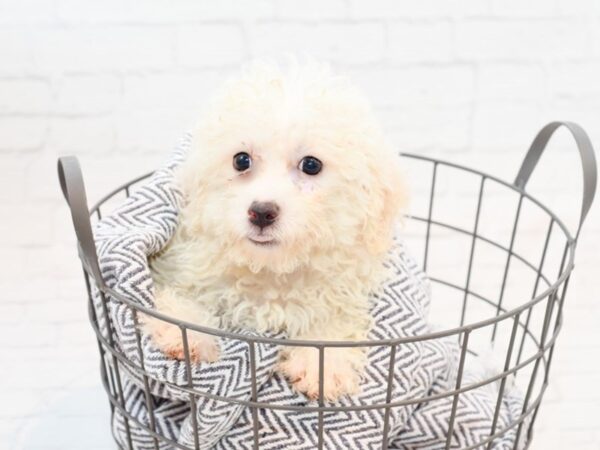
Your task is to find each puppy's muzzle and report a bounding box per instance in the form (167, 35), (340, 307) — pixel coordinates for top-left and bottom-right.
(248, 201), (279, 229)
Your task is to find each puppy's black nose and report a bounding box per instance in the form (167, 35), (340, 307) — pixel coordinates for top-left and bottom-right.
(248, 201), (279, 229)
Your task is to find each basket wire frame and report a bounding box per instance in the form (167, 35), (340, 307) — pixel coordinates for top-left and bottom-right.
(58, 121), (597, 450)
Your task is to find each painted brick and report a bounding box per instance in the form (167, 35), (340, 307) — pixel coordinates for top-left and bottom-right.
(0, 204), (54, 246)
(348, 66), (475, 108)
(275, 0), (348, 20)
(0, 30), (37, 75)
(47, 117), (115, 154)
(122, 71), (225, 109)
(490, 0), (557, 17)
(387, 21), (454, 63)
(176, 25), (246, 67)
(547, 62), (600, 100)
(476, 63), (546, 101)
(54, 75), (121, 115)
(57, 0), (275, 23)
(252, 23), (386, 64)
(0, 155), (32, 203)
(34, 27), (174, 73)
(349, 0), (456, 19)
(114, 108), (194, 153)
(0, 0), (57, 24)
(0, 117), (47, 151)
(456, 19), (588, 61)
(0, 79), (52, 114)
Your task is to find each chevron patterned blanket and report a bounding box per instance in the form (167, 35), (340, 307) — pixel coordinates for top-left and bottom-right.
(92, 134), (526, 449)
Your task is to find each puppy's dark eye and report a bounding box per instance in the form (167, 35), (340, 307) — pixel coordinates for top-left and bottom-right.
(233, 152), (252, 171)
(299, 156), (322, 175)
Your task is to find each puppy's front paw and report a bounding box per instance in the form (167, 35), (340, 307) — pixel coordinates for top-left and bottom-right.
(278, 347), (363, 401)
(149, 321), (219, 363)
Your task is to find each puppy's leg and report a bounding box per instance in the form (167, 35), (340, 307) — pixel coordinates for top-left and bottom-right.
(278, 322), (368, 401)
(279, 345), (365, 401)
(143, 287), (220, 363)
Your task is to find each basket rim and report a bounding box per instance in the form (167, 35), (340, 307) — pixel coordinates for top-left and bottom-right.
(85, 152), (577, 346)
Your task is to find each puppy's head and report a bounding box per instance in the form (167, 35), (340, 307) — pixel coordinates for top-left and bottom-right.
(180, 61), (407, 273)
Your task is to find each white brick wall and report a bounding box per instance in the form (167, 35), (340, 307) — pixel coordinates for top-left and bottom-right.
(1, 1), (599, 448)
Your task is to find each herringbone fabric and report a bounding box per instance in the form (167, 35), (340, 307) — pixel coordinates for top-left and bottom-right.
(91, 135), (526, 449)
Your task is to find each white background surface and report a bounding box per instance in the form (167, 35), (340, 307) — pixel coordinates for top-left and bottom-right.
(1, 0), (599, 448)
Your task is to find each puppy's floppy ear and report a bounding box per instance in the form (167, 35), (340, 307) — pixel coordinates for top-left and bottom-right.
(361, 150), (408, 255)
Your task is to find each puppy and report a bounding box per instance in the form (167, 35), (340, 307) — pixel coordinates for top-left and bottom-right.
(146, 61), (407, 401)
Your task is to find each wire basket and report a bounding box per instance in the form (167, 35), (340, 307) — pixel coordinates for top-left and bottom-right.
(58, 121), (597, 449)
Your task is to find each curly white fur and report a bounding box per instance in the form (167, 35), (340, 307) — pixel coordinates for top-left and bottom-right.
(146, 60), (408, 400)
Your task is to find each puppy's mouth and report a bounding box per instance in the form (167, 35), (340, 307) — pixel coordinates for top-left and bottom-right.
(247, 234), (278, 247)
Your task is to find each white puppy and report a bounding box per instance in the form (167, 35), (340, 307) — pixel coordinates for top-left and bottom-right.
(147, 61), (407, 401)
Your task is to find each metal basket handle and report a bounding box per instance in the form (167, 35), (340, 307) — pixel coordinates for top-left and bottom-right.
(57, 156), (105, 288)
(514, 121), (598, 240)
